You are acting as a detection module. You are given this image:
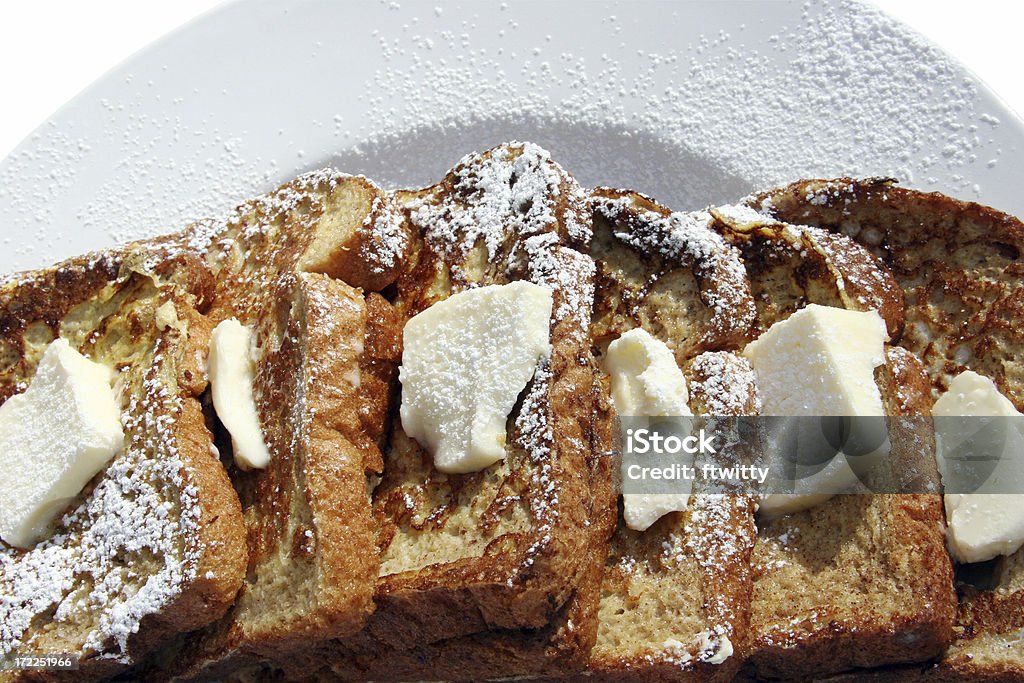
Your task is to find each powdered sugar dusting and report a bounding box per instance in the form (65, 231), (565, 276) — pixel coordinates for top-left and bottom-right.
(362, 194), (407, 274)
(591, 191), (756, 343)
(523, 234), (595, 338)
(405, 142), (570, 278)
(334, 0), (1005, 209)
(688, 351), (761, 417)
(0, 361), (201, 662)
(515, 360), (555, 519)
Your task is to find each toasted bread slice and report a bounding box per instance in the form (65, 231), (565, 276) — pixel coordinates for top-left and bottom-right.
(748, 178), (1024, 680)
(708, 205), (956, 678)
(311, 326), (616, 683)
(0, 241), (246, 680)
(572, 189), (761, 681)
(224, 272), (381, 653)
(167, 171), (408, 677)
(742, 346), (954, 680)
(311, 413), (616, 683)
(342, 188), (764, 683)
(327, 143), (609, 663)
(576, 352), (758, 683)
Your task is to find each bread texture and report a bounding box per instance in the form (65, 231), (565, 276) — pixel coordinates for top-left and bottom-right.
(707, 203), (956, 679)
(306, 143), (613, 681)
(749, 178), (1024, 681)
(0, 240), (247, 681)
(577, 189), (760, 682)
(166, 171), (408, 678)
(7, 150), (1024, 682)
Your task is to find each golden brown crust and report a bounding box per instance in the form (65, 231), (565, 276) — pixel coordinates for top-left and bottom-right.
(294, 176), (409, 292)
(750, 178), (1024, 680)
(339, 143), (610, 659)
(353, 292), (403, 475)
(191, 170), (407, 331)
(0, 241), (246, 680)
(131, 395), (247, 658)
(748, 178), (1024, 409)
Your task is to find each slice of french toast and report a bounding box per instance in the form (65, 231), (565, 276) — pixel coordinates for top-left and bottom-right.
(748, 178), (1024, 680)
(710, 205), (957, 679)
(579, 189), (760, 681)
(302, 180), (762, 683)
(577, 352), (758, 683)
(309, 422), (615, 683)
(328, 143), (611, 663)
(0, 240), (246, 680)
(165, 171), (408, 678)
(308, 323), (615, 683)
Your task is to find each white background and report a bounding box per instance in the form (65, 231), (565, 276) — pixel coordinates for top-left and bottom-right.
(1, 1), (1022, 160)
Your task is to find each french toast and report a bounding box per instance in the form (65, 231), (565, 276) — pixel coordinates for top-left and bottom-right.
(577, 351), (759, 683)
(314, 143), (613, 676)
(310, 435), (615, 683)
(581, 189), (760, 681)
(709, 204), (957, 679)
(314, 184), (762, 682)
(5, 144), (1024, 683)
(748, 178), (1024, 680)
(164, 171), (408, 678)
(0, 240), (247, 680)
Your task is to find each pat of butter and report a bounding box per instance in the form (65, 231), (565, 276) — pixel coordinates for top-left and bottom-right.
(0, 339), (124, 548)
(399, 282), (552, 474)
(603, 328), (693, 532)
(209, 319), (271, 470)
(605, 328), (691, 418)
(705, 633), (734, 665)
(743, 304), (888, 517)
(934, 371), (1024, 563)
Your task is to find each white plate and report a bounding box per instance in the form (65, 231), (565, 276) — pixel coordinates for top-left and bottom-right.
(1, 0), (1022, 274)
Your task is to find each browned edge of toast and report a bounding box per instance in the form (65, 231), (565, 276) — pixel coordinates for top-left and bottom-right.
(749, 178), (1024, 679)
(0, 241), (247, 680)
(335, 143), (610, 659)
